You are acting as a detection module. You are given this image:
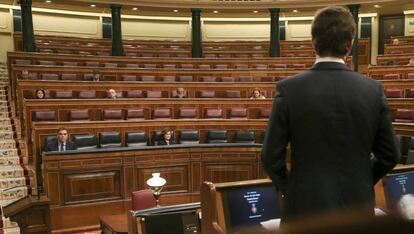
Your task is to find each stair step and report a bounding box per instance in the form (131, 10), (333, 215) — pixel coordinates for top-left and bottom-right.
(0, 177), (26, 190)
(0, 186), (28, 201)
(0, 157), (20, 166)
(0, 149), (18, 157)
(0, 166), (24, 179)
(0, 132), (14, 140)
(0, 141), (16, 149)
(2, 217), (20, 230)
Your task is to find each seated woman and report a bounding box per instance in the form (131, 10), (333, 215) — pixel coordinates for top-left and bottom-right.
(158, 129), (176, 145)
(250, 88), (266, 99)
(173, 88), (187, 98)
(35, 89), (46, 99)
(408, 58), (414, 66)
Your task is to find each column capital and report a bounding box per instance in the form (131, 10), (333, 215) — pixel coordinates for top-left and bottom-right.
(269, 8), (280, 14)
(348, 4), (360, 13)
(110, 4), (122, 10)
(19, 0), (32, 6)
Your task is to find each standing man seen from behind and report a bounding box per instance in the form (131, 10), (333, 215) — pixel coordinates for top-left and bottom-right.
(261, 6), (400, 224)
(44, 127), (77, 152)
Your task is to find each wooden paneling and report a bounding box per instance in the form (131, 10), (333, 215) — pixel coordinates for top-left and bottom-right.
(63, 170), (121, 205)
(42, 145), (262, 231)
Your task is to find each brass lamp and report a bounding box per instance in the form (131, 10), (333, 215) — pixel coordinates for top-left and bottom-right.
(146, 173), (166, 207)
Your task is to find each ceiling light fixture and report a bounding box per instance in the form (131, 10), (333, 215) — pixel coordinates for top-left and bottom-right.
(132, 7), (138, 11)
(213, 10), (219, 13)
(173, 9), (178, 12)
(374, 4), (381, 8)
(292, 9), (298, 13)
(253, 10), (258, 13)
(90, 4), (96, 8)
(45, 0), (52, 3)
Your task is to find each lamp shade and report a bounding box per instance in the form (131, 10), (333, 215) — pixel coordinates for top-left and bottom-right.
(146, 173), (166, 187)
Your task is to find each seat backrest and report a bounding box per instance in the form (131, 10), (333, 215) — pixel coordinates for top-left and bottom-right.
(272, 64), (287, 69)
(253, 64), (267, 69)
(261, 76), (275, 82)
(152, 131), (163, 145)
(215, 64), (228, 69)
(61, 73), (77, 80)
(104, 63), (118, 68)
(69, 109), (89, 121)
(122, 75), (137, 81)
(178, 75), (193, 82)
(234, 131), (255, 143)
(141, 75), (156, 82)
(161, 76), (175, 82)
(41, 74), (59, 80)
(54, 90), (73, 99)
(229, 108), (247, 119)
(259, 108), (271, 119)
(83, 73), (94, 81)
(384, 89), (403, 98)
(125, 108), (144, 120)
(225, 90), (241, 98)
(62, 61), (78, 66)
(143, 64), (157, 68)
(235, 64), (249, 69)
(199, 64), (211, 69)
(34, 110), (56, 121)
(39, 60), (56, 66)
(131, 189), (156, 210)
(15, 59), (31, 65)
(103, 109), (123, 120)
(238, 76), (253, 82)
(408, 73), (414, 79)
(200, 76), (217, 82)
(72, 134), (97, 150)
(125, 131), (147, 147)
(221, 76), (235, 82)
(163, 64), (176, 69)
(153, 108), (172, 119)
(179, 130), (199, 144)
(146, 90), (163, 98)
(199, 90), (215, 98)
(85, 61), (100, 67)
(125, 64), (139, 68)
(181, 64), (194, 69)
(204, 108), (223, 119)
(99, 132), (122, 148)
(207, 130), (228, 143)
(126, 90), (144, 98)
(78, 90), (96, 99)
(383, 74), (400, 80)
(178, 108), (197, 119)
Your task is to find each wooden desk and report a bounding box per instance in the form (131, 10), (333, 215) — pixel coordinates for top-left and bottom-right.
(100, 214), (128, 234)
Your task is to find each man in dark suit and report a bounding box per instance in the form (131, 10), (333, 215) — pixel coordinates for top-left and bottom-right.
(261, 6), (400, 223)
(44, 127), (77, 152)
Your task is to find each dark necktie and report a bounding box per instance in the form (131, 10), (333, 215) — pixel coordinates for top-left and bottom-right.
(60, 143), (64, 152)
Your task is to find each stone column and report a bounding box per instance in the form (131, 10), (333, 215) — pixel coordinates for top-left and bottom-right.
(111, 4), (124, 56)
(191, 9), (202, 58)
(348, 4), (360, 72)
(19, 0), (36, 52)
(269, 8), (280, 57)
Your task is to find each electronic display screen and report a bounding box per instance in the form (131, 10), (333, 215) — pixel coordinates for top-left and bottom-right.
(383, 170), (414, 220)
(223, 184), (282, 232)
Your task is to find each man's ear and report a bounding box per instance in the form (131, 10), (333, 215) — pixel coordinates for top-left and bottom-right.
(343, 39), (354, 60)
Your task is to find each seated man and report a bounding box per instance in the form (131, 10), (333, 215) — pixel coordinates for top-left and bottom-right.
(107, 89), (117, 99)
(173, 87), (187, 98)
(44, 127), (77, 152)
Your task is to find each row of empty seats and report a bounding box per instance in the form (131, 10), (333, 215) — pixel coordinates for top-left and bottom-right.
(397, 135), (414, 164)
(394, 109), (414, 123)
(33, 108), (271, 121)
(27, 89), (269, 99)
(15, 59), (308, 69)
(21, 73), (282, 82)
(44, 130), (262, 151)
(370, 73), (414, 80)
(385, 88), (414, 98)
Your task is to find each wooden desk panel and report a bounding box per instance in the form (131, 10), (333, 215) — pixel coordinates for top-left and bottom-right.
(42, 144), (264, 230)
(367, 65), (414, 80)
(376, 53), (414, 65)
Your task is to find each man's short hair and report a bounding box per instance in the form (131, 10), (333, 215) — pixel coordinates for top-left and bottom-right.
(311, 6), (356, 57)
(57, 127), (67, 133)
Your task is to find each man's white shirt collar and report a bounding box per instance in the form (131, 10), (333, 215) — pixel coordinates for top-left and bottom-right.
(315, 56), (345, 64)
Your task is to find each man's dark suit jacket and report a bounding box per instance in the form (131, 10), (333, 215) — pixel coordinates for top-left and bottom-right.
(44, 139), (77, 152)
(261, 62), (400, 221)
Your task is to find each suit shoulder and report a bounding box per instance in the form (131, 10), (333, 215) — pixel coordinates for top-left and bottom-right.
(276, 71), (310, 87)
